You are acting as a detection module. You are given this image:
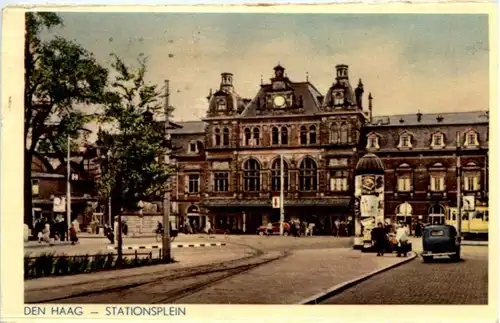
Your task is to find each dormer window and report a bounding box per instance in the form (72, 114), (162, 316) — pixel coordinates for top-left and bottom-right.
(398, 133), (412, 149)
(189, 142), (197, 153)
(334, 92), (344, 105)
(244, 128), (251, 146)
(366, 133), (380, 150)
(464, 130), (479, 147)
(431, 133), (445, 148)
(216, 99), (226, 111)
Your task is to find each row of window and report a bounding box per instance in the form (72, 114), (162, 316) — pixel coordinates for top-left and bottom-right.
(185, 170), (482, 194)
(395, 171), (481, 193)
(367, 129), (482, 150)
(213, 123), (355, 147)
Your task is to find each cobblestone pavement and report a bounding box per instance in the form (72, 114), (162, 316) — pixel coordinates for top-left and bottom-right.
(171, 248), (411, 304)
(321, 246), (488, 305)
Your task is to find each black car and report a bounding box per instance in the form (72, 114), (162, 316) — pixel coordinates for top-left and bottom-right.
(421, 224), (461, 262)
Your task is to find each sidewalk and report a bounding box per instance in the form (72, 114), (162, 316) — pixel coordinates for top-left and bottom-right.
(172, 248), (415, 304)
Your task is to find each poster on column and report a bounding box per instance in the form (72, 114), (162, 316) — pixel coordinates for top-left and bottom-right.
(360, 195), (378, 218)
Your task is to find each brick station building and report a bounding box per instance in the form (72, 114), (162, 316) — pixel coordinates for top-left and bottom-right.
(170, 64), (489, 235)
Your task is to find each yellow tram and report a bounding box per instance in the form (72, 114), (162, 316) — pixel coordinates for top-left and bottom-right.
(446, 206), (489, 235)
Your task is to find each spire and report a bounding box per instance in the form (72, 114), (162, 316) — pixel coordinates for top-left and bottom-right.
(306, 71), (309, 82)
(260, 75), (263, 85)
(273, 63), (285, 79)
(220, 73), (233, 92)
(368, 93), (373, 123)
(355, 78), (364, 109)
(206, 88), (212, 102)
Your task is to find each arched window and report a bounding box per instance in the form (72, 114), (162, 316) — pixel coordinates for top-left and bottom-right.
(331, 124), (339, 144)
(429, 204), (445, 215)
(334, 92), (344, 105)
(252, 128), (260, 145)
(243, 159), (260, 192)
(281, 126), (288, 145)
(214, 128), (221, 146)
(340, 124), (348, 143)
(299, 158), (317, 191)
(309, 125), (317, 144)
(300, 126), (308, 145)
(271, 127), (279, 145)
(271, 159), (289, 191)
(244, 128), (251, 146)
(187, 205), (199, 214)
(222, 128), (230, 146)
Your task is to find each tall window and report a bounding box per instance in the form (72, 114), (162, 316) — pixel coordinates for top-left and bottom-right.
(330, 170), (348, 192)
(398, 134), (411, 148)
(331, 124), (339, 144)
(272, 127), (279, 145)
(244, 128), (251, 145)
(281, 126), (288, 145)
(300, 126), (308, 145)
(243, 159), (260, 192)
(32, 179), (39, 196)
(214, 128), (221, 146)
(397, 174), (411, 192)
(309, 125), (317, 144)
(430, 173), (445, 192)
(271, 159), (289, 191)
(367, 134), (379, 149)
(334, 92), (344, 105)
(299, 158), (317, 191)
(252, 128), (260, 145)
(340, 124), (348, 143)
(467, 133), (477, 145)
(214, 172), (229, 192)
(464, 172), (480, 191)
(222, 128), (230, 146)
(188, 174), (200, 193)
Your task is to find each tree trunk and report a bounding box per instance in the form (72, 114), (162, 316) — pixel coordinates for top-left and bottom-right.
(25, 149), (34, 228)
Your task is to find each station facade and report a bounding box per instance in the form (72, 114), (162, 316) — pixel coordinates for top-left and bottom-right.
(170, 64), (489, 235)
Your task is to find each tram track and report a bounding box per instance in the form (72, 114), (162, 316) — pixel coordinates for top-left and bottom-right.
(29, 243), (290, 304)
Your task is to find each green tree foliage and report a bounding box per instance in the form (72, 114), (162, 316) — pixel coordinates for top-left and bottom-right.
(24, 12), (109, 226)
(97, 54), (173, 211)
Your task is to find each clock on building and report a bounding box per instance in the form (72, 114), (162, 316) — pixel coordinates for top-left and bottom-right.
(273, 95), (286, 108)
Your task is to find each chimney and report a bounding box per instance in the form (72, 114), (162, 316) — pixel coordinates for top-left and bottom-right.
(355, 78), (364, 109)
(368, 92), (373, 123)
(220, 73), (233, 92)
(437, 115), (444, 123)
(417, 110), (422, 122)
(206, 88), (212, 102)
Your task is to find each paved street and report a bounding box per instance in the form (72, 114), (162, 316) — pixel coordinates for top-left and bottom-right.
(321, 243), (488, 305)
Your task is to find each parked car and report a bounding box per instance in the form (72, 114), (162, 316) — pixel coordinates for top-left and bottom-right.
(421, 224), (461, 263)
(256, 222), (291, 236)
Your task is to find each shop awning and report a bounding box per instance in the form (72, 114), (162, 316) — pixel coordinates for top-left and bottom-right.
(200, 198), (351, 208)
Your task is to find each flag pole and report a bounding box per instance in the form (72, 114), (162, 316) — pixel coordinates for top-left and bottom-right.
(280, 154), (285, 236)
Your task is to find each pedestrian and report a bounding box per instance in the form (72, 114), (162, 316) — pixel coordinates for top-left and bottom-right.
(70, 222), (79, 245)
(308, 222), (315, 236)
(371, 222), (388, 256)
(294, 220), (301, 237)
(266, 222), (273, 237)
(185, 219), (193, 234)
(395, 224), (409, 257)
(205, 219), (212, 235)
(334, 219), (340, 237)
(113, 218), (122, 246)
(38, 222), (51, 244)
(122, 220), (128, 236)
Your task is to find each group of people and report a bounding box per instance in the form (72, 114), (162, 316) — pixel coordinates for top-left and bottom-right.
(371, 222), (411, 257)
(33, 216), (80, 245)
(181, 218), (212, 235)
(103, 218), (129, 244)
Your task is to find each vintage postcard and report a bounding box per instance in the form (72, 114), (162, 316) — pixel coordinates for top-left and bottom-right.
(0, 3), (498, 323)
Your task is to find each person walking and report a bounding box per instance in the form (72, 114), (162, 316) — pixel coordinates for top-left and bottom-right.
(70, 222), (79, 245)
(371, 222), (388, 256)
(205, 219), (212, 235)
(266, 222), (273, 237)
(395, 224), (409, 257)
(334, 219), (340, 237)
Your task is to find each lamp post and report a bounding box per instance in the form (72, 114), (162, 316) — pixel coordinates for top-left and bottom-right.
(66, 135), (71, 241)
(279, 154), (285, 236)
(162, 80), (172, 262)
(456, 131), (462, 239)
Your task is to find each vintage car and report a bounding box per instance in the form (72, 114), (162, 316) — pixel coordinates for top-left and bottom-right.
(421, 224), (461, 262)
(256, 222), (291, 236)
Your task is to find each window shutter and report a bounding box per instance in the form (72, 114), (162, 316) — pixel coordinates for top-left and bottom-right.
(439, 177), (445, 191)
(430, 176), (435, 191)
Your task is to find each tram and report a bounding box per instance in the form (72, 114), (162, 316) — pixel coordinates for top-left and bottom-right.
(445, 206), (488, 237)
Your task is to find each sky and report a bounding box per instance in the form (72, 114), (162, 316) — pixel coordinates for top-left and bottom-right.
(42, 12), (489, 130)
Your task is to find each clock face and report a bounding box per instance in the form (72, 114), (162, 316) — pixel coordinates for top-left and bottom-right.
(273, 95), (286, 107)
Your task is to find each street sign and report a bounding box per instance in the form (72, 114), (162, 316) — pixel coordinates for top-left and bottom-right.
(272, 196), (280, 209)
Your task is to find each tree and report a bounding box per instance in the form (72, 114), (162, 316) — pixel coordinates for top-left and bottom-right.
(24, 12), (108, 227)
(97, 54), (173, 214)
